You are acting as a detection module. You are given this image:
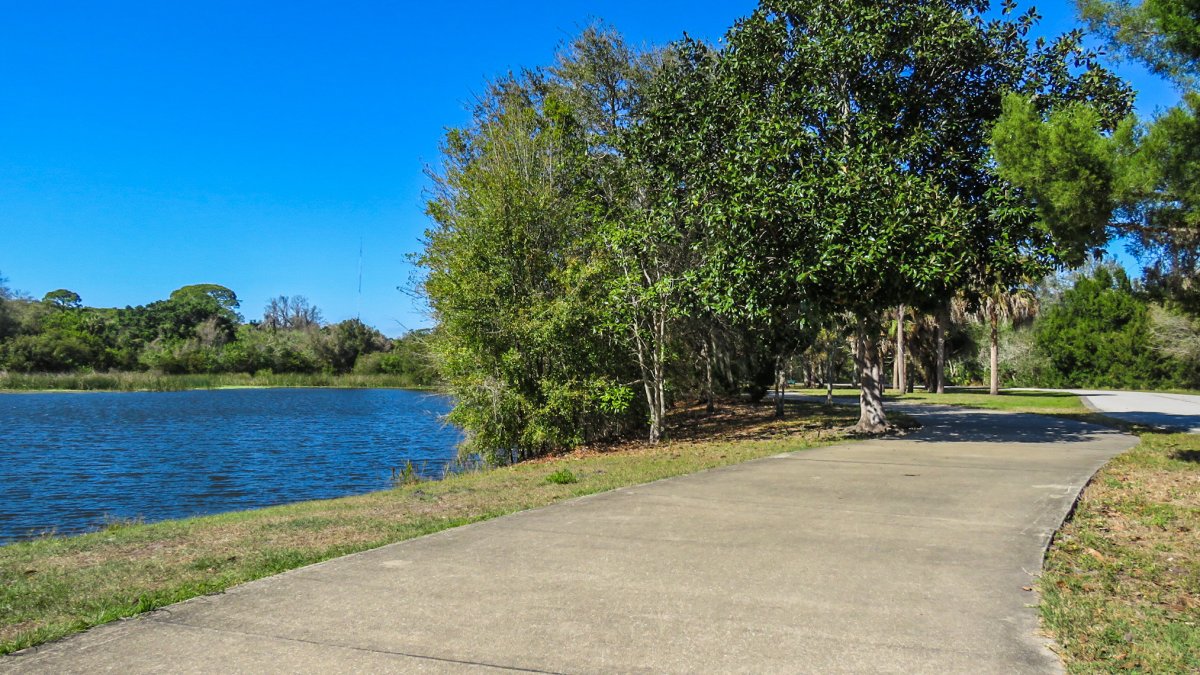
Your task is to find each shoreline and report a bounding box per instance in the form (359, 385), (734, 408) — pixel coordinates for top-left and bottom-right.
(0, 371), (440, 394)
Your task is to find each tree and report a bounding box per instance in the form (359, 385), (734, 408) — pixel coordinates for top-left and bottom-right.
(0, 273), (16, 341)
(316, 319), (386, 373)
(170, 284), (240, 315)
(686, 0), (1125, 432)
(995, 2), (1200, 311)
(263, 295), (322, 331)
(1078, 0), (1200, 86)
(971, 287), (1040, 394)
(1115, 93), (1200, 312)
(608, 38), (709, 440)
(42, 289), (83, 309)
(421, 38), (644, 463)
(991, 95), (1123, 268)
(1035, 265), (1177, 387)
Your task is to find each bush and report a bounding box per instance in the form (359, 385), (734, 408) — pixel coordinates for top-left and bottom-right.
(545, 469), (578, 485)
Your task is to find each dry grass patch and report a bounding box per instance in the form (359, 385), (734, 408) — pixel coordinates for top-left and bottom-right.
(1041, 433), (1200, 673)
(0, 400), (855, 655)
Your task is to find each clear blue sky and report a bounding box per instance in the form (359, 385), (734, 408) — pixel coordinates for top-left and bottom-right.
(0, 2), (1180, 335)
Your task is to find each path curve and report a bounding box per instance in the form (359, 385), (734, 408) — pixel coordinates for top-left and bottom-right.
(2, 407), (1136, 674)
(1057, 389), (1200, 433)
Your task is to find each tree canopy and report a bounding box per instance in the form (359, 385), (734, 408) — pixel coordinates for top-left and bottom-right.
(419, 1), (1133, 461)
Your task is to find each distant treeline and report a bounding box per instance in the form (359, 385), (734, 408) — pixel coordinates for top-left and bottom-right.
(880, 264), (1200, 393)
(0, 281), (437, 387)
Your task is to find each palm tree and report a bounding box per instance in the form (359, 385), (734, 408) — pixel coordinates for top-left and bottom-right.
(974, 289), (1039, 395)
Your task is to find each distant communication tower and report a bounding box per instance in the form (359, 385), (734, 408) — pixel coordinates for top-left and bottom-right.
(356, 236), (363, 320)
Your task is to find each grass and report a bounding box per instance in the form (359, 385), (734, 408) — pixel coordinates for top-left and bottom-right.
(0, 371), (431, 392)
(0, 400), (856, 655)
(1039, 432), (1200, 673)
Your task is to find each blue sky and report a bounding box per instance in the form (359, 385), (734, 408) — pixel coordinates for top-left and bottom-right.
(0, 2), (1181, 335)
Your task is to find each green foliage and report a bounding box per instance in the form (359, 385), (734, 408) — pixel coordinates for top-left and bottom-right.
(1079, 0), (1200, 86)
(1034, 266), (1184, 387)
(41, 289), (82, 309)
(420, 29), (647, 464)
(0, 280), (430, 382)
(544, 469), (578, 485)
(992, 94), (1121, 267)
(1115, 92), (1200, 310)
(413, 5), (1138, 453)
(1004, 2), (1200, 312)
(314, 319), (387, 374)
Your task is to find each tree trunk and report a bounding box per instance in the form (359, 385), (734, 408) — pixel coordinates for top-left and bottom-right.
(651, 316), (667, 443)
(989, 311), (1000, 396)
(643, 376), (661, 444)
(854, 318), (888, 433)
(895, 304), (907, 395)
(891, 349), (898, 392)
(774, 354), (786, 419)
(826, 344), (835, 405)
(632, 312), (666, 444)
(703, 336), (715, 414)
(935, 308), (947, 395)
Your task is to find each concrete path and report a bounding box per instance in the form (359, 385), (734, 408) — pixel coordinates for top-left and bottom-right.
(2, 407), (1136, 674)
(1061, 389), (1200, 433)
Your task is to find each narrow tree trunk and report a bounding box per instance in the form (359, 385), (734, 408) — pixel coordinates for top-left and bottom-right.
(650, 314), (667, 443)
(702, 336), (715, 414)
(854, 318), (888, 433)
(826, 344), (835, 405)
(774, 354), (786, 419)
(935, 308), (947, 395)
(891, 349), (898, 392)
(989, 311), (1000, 396)
(895, 304), (907, 395)
(644, 377), (661, 444)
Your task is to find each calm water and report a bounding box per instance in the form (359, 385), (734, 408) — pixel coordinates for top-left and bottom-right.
(0, 388), (460, 543)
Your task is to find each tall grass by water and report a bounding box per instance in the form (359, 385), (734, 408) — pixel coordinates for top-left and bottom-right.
(0, 371), (431, 392)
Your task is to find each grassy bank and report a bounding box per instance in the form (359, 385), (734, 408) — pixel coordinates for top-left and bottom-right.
(0, 371), (431, 392)
(0, 401), (855, 655)
(1040, 432), (1200, 672)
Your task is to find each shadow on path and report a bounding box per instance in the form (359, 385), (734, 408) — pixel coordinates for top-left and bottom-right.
(895, 406), (1106, 445)
(784, 393), (1111, 444)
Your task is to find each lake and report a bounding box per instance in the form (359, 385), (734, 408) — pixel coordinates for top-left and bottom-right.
(0, 388), (460, 544)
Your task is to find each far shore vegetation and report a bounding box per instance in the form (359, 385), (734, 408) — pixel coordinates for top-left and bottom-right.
(0, 371), (436, 393)
(0, 400), (855, 655)
(0, 283), (438, 390)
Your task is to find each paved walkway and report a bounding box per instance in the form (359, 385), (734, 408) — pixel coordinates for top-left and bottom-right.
(2, 407), (1136, 674)
(1063, 389), (1200, 433)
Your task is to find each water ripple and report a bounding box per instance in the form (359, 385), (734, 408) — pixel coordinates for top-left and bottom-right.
(0, 389), (460, 543)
